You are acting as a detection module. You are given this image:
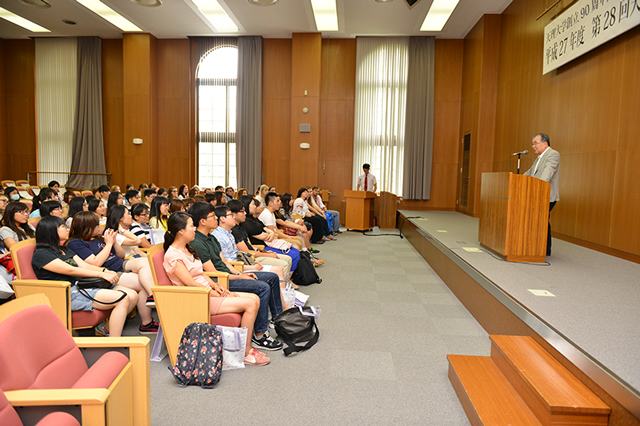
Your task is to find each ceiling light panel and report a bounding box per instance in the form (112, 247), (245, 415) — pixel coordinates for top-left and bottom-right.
(75, 0), (143, 32)
(310, 0), (338, 32)
(192, 0), (239, 32)
(420, 0), (459, 31)
(0, 6), (50, 32)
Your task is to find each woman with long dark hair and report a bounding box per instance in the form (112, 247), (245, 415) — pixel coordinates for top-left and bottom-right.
(105, 205), (144, 258)
(106, 191), (124, 213)
(277, 192), (312, 250)
(149, 196), (170, 231)
(87, 198), (106, 225)
(67, 211), (158, 334)
(0, 202), (35, 250)
(177, 184), (189, 200)
(66, 196), (88, 226)
(31, 216), (137, 337)
(163, 211), (268, 366)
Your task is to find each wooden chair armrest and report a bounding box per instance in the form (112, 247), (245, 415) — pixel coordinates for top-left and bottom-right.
(5, 388), (109, 406)
(253, 244), (265, 251)
(204, 271), (229, 289)
(138, 247), (149, 253)
(11, 279), (72, 332)
(230, 261), (244, 272)
(151, 286), (211, 367)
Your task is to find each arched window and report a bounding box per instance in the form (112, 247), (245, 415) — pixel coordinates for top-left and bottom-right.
(197, 45), (238, 189)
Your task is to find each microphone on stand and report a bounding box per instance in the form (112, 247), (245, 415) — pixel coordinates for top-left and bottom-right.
(511, 150), (528, 156)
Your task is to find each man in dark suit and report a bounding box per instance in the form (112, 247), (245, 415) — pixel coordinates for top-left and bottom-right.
(524, 133), (560, 256)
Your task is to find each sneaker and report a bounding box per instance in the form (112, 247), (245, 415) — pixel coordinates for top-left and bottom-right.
(310, 248), (320, 254)
(314, 239), (325, 245)
(252, 331), (283, 351)
(145, 296), (155, 308)
(244, 348), (270, 366)
(95, 322), (109, 337)
(139, 320), (159, 334)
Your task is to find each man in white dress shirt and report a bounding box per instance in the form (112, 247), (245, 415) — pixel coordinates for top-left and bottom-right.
(356, 163), (377, 192)
(523, 133), (560, 256)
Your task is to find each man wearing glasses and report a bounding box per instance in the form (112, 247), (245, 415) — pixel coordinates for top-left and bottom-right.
(524, 133), (560, 256)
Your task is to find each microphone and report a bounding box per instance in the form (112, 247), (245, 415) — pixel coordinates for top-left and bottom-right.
(511, 150), (528, 156)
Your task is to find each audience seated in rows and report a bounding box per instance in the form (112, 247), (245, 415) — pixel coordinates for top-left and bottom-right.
(187, 202), (284, 352)
(31, 216), (136, 337)
(212, 205), (289, 309)
(162, 211), (269, 366)
(67, 211), (158, 335)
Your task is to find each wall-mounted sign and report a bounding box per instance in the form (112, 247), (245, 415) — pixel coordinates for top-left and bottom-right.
(543, 0), (640, 75)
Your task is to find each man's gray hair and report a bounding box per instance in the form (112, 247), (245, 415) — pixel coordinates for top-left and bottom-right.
(533, 133), (551, 146)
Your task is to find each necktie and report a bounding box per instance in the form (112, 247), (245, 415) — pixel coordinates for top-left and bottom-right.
(364, 175), (368, 191)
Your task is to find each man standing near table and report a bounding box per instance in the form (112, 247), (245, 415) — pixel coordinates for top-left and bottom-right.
(523, 133), (560, 256)
(356, 163), (377, 192)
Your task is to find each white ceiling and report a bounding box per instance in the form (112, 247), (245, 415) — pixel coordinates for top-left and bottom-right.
(0, 0), (512, 40)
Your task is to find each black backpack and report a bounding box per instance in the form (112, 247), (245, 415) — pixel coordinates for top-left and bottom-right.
(291, 250), (322, 286)
(274, 306), (320, 356)
(169, 323), (223, 388)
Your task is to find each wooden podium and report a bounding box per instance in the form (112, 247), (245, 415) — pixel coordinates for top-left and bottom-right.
(479, 172), (550, 263)
(344, 190), (376, 231)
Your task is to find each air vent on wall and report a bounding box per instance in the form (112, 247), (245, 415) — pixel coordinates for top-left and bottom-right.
(16, 0), (51, 8)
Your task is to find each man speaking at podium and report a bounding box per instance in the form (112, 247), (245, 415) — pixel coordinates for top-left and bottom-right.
(523, 133), (560, 256)
(356, 163), (377, 192)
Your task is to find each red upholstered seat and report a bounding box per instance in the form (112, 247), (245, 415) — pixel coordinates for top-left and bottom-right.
(0, 305), (128, 392)
(0, 390), (80, 426)
(13, 241), (110, 329)
(150, 248), (241, 326)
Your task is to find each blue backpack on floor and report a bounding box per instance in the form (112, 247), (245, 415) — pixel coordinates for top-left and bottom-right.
(169, 323), (223, 389)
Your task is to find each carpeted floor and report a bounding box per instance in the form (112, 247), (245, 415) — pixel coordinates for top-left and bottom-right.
(399, 210), (640, 394)
(123, 228), (490, 425)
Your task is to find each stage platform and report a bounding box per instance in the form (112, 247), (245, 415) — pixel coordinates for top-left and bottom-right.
(398, 210), (640, 423)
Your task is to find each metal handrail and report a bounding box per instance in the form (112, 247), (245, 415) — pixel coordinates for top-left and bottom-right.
(26, 171), (112, 187)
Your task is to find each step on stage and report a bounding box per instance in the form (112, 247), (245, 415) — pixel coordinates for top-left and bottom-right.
(398, 210), (640, 424)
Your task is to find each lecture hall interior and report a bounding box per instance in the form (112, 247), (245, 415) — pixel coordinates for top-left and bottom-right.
(1, 0), (640, 425)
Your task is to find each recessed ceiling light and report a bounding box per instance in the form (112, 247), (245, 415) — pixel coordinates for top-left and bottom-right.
(374, 0), (394, 3)
(248, 0), (278, 5)
(310, 0), (338, 32)
(16, 0), (51, 8)
(192, 0), (238, 32)
(75, 0), (143, 32)
(131, 0), (162, 7)
(0, 6), (50, 31)
(420, 0), (460, 31)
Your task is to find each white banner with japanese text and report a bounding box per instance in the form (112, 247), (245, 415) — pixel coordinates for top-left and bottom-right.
(543, 0), (640, 74)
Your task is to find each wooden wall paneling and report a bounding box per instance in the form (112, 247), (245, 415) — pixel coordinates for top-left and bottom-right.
(574, 151), (616, 246)
(4, 40), (36, 181)
(319, 39), (356, 215)
(290, 33), (321, 192)
(262, 39), (292, 192)
(610, 149), (640, 256)
(123, 34), (157, 187)
(189, 38), (200, 187)
(102, 39), (124, 188)
(489, 0), (640, 259)
(156, 39), (191, 188)
(617, 29), (640, 152)
(0, 38), (6, 177)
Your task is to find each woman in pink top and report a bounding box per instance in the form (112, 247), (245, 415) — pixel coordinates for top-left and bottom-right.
(162, 211), (270, 366)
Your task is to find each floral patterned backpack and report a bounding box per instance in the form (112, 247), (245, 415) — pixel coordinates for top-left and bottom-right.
(169, 323), (223, 388)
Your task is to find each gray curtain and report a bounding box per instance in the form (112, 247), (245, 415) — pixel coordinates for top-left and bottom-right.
(67, 36), (107, 190)
(236, 36), (263, 192)
(402, 36), (435, 200)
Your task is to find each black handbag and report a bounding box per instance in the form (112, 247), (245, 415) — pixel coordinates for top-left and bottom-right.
(274, 306), (320, 356)
(76, 277), (112, 289)
(75, 276), (127, 305)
